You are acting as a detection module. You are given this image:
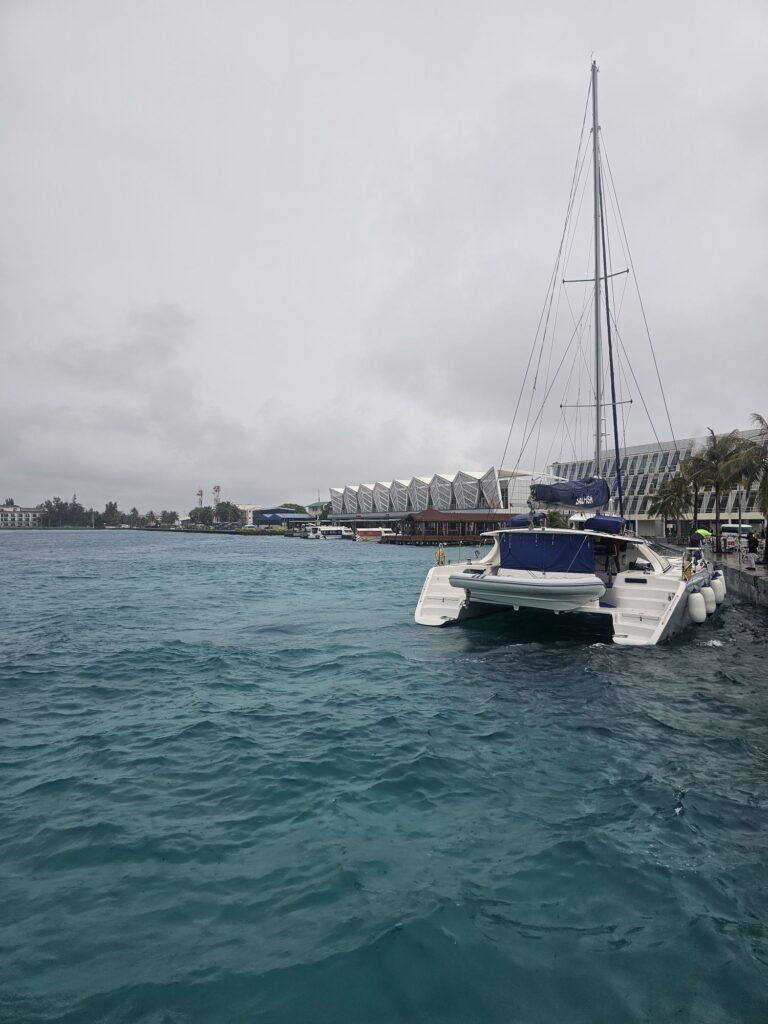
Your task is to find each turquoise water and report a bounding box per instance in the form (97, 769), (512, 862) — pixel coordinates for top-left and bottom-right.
(2, 530), (768, 1023)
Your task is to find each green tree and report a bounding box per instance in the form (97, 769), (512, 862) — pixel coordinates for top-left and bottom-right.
(546, 510), (569, 529)
(693, 429), (745, 553)
(215, 501), (243, 524)
(35, 496), (91, 527)
(681, 457), (706, 530)
(4, 498), (14, 506)
(280, 502), (307, 513)
(647, 475), (691, 543)
(103, 501), (121, 526)
(189, 506), (213, 527)
(160, 510), (178, 526)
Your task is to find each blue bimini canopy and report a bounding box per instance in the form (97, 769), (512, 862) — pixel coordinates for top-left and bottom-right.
(530, 477), (610, 510)
(584, 515), (627, 535)
(500, 531), (595, 573)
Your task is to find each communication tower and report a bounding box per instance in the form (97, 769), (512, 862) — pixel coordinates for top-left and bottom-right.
(212, 485), (221, 525)
(196, 488), (203, 507)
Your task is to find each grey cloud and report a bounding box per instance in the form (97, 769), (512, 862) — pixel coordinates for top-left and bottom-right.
(1, 2), (767, 510)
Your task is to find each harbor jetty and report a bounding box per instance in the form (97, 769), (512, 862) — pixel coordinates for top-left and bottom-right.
(719, 550), (768, 608)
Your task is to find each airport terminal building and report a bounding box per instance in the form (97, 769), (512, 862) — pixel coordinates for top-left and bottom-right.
(329, 469), (536, 522)
(329, 431), (764, 538)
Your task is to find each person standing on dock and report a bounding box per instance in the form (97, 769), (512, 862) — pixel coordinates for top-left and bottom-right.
(746, 531), (759, 570)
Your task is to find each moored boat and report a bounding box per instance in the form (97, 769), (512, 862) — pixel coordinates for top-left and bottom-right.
(355, 527), (397, 542)
(305, 524), (354, 540)
(413, 62), (725, 646)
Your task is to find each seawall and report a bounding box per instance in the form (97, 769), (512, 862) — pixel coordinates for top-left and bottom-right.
(721, 563), (768, 608)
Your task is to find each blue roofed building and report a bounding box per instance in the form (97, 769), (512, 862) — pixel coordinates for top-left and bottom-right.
(237, 505), (313, 528)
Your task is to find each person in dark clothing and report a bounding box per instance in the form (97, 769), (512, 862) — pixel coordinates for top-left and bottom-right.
(747, 532), (759, 554)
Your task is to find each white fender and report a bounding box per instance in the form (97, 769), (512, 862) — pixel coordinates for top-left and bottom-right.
(710, 577), (725, 605)
(701, 586), (716, 615)
(688, 591), (707, 623)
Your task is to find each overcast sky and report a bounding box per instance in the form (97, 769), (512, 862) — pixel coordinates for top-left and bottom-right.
(2, 0), (766, 512)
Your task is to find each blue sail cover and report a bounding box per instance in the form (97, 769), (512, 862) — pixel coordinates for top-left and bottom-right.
(499, 532), (595, 573)
(530, 477), (610, 509)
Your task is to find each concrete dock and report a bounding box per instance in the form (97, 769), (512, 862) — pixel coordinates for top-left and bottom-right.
(717, 551), (768, 608)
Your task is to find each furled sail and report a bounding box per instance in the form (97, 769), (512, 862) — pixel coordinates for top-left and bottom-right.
(530, 477), (610, 509)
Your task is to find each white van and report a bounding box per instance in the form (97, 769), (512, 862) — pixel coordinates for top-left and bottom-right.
(720, 524), (753, 539)
(719, 524), (754, 551)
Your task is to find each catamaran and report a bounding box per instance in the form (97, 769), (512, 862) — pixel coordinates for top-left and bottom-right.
(414, 62), (725, 645)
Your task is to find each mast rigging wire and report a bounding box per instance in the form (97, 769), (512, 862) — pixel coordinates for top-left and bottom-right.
(498, 80), (592, 473)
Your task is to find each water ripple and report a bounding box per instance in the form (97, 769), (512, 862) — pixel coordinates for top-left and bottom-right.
(1, 530), (767, 1022)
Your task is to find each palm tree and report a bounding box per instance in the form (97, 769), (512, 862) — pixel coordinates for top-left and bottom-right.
(694, 429), (746, 553)
(681, 455), (707, 530)
(735, 414), (768, 563)
(647, 474), (691, 543)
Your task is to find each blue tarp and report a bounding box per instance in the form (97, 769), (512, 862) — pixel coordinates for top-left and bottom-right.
(530, 477), (610, 509)
(506, 512), (546, 527)
(584, 515), (627, 534)
(499, 532), (595, 572)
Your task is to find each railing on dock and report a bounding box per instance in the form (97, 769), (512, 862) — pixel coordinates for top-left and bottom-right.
(381, 533), (493, 547)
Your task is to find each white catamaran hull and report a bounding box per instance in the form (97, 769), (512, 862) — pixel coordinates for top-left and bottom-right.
(415, 535), (724, 646)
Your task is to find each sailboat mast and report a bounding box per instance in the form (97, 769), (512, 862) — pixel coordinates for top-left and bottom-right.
(591, 60), (602, 475)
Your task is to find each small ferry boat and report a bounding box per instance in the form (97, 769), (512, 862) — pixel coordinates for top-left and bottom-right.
(305, 525), (354, 540)
(355, 527), (397, 543)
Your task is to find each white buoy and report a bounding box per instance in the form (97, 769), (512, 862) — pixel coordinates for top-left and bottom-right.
(718, 573), (727, 596)
(701, 586), (716, 615)
(688, 592), (707, 623)
(711, 577), (725, 605)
